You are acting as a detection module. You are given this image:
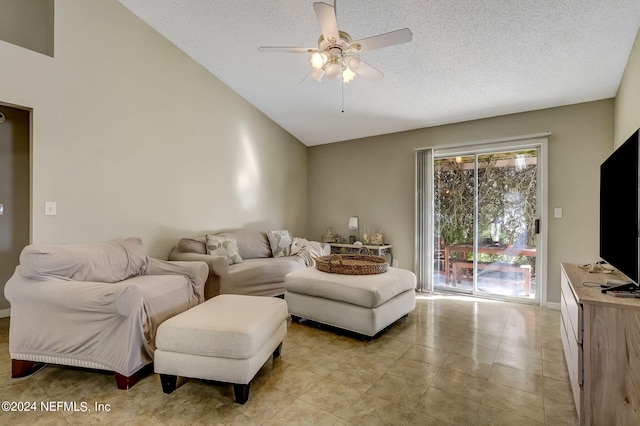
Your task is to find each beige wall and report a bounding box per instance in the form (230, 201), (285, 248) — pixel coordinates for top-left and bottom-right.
(308, 100), (613, 304)
(0, 0), (307, 299)
(0, 0), (54, 57)
(615, 28), (640, 146)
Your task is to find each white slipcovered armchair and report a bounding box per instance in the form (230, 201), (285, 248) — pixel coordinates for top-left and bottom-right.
(4, 238), (207, 389)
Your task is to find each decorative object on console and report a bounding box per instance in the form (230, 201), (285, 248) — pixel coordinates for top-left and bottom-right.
(370, 230), (384, 245)
(266, 230), (293, 257)
(321, 227), (336, 243)
(206, 235), (243, 265)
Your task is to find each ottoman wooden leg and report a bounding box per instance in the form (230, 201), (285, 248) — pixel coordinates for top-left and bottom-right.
(160, 374), (178, 394)
(233, 383), (250, 404)
(273, 342), (283, 358)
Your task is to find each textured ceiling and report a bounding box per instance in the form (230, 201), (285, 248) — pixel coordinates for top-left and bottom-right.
(118, 0), (640, 146)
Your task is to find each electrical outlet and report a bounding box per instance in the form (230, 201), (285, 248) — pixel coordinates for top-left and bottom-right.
(392, 259), (399, 267)
(45, 201), (57, 216)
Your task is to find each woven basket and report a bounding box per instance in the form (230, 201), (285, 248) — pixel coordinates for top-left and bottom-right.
(315, 250), (388, 275)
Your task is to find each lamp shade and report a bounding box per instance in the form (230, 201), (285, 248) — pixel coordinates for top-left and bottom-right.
(348, 216), (359, 229)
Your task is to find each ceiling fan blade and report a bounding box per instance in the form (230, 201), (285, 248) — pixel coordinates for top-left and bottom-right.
(258, 46), (316, 53)
(351, 28), (413, 52)
(354, 60), (384, 81)
(313, 2), (339, 44)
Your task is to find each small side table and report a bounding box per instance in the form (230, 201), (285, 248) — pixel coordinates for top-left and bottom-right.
(329, 243), (393, 264)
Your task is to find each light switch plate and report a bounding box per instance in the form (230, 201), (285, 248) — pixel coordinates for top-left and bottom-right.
(554, 207), (562, 218)
(45, 201), (57, 216)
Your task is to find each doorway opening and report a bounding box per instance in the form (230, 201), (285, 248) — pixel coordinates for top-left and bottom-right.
(415, 135), (548, 305)
(0, 103), (31, 315)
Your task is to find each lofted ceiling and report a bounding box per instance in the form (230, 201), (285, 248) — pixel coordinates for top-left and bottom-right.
(118, 1), (640, 146)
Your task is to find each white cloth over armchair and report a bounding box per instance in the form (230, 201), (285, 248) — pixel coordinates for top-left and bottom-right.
(4, 238), (208, 389)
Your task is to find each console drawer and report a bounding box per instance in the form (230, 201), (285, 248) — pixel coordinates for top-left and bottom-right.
(561, 269), (582, 344)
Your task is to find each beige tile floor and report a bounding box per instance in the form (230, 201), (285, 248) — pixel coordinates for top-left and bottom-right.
(0, 293), (579, 425)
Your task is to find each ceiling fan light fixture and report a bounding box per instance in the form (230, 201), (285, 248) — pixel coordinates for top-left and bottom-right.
(310, 52), (327, 69)
(325, 61), (342, 80)
(310, 68), (325, 82)
(343, 67), (355, 83)
(259, 2), (412, 87)
(344, 55), (361, 70)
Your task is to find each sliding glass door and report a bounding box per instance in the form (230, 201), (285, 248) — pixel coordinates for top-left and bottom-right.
(432, 148), (540, 302)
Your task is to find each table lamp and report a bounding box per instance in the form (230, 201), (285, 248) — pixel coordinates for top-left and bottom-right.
(348, 215), (359, 243)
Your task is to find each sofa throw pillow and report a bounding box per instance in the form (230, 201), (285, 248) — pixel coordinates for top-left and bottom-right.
(267, 230), (293, 258)
(205, 234), (243, 265)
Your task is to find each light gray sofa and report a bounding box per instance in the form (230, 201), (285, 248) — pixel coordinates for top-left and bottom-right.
(4, 238), (208, 389)
(168, 229), (329, 299)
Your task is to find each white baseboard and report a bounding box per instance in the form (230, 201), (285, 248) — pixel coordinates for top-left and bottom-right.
(0, 308), (10, 318)
(545, 301), (560, 311)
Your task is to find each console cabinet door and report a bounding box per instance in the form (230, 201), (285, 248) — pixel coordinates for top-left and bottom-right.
(582, 304), (640, 425)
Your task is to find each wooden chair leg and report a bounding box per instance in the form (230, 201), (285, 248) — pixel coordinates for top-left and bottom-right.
(114, 372), (139, 390)
(11, 359), (44, 378)
(115, 363), (153, 389)
(233, 383), (250, 404)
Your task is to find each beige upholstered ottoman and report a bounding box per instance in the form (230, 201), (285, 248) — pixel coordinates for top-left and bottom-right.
(154, 294), (287, 404)
(284, 267), (416, 338)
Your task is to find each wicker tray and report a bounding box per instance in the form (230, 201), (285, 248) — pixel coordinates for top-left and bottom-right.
(315, 253), (388, 275)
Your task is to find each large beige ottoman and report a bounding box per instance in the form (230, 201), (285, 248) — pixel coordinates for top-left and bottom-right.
(284, 267), (416, 338)
(154, 294), (287, 404)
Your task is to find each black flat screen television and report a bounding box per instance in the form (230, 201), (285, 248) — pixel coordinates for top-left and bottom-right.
(599, 128), (640, 286)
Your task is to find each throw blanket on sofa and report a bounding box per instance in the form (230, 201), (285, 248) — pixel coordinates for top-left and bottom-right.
(291, 237), (326, 267)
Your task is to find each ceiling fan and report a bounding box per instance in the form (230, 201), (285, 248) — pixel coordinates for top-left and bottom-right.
(259, 1), (413, 83)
